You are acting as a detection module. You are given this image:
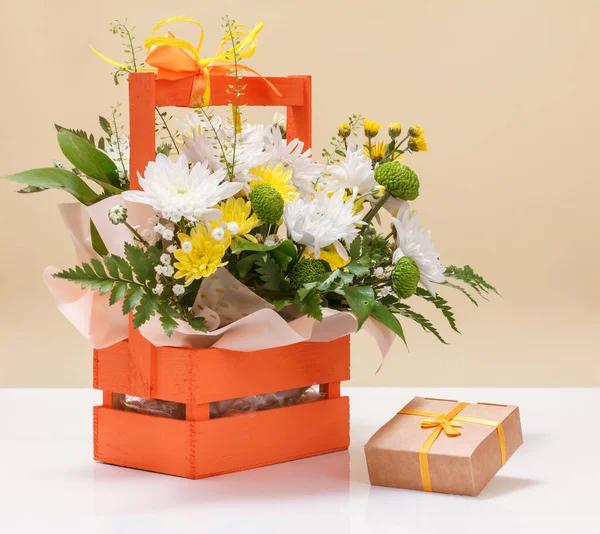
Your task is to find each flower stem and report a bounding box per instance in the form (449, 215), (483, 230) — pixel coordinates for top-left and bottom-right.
(362, 191), (391, 226)
(156, 107), (180, 155)
(124, 221), (150, 246)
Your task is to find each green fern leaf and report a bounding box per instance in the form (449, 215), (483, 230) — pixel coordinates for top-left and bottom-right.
(444, 265), (498, 296)
(395, 303), (447, 344)
(415, 287), (459, 333)
(439, 281), (478, 306)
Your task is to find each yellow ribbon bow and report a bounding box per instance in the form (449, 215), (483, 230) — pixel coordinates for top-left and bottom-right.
(398, 402), (507, 492)
(420, 413), (463, 437)
(92, 17), (280, 107)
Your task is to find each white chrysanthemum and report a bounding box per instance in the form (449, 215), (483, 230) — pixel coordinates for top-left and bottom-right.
(104, 134), (130, 180)
(264, 126), (324, 196)
(283, 189), (364, 260)
(391, 203), (445, 296)
(122, 154), (242, 223)
(178, 112), (269, 179)
(326, 144), (375, 197)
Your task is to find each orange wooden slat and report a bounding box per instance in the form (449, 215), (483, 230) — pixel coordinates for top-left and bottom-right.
(192, 397), (349, 478)
(94, 406), (194, 478)
(151, 336), (351, 404)
(93, 342), (129, 393)
(94, 396), (349, 479)
(154, 75), (306, 108)
(126, 72), (158, 398)
(286, 75), (312, 149)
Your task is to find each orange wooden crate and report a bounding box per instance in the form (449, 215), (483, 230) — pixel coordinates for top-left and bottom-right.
(93, 71), (351, 479)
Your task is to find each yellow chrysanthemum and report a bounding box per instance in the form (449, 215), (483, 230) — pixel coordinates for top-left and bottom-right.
(343, 190), (367, 215)
(211, 197), (262, 243)
(365, 143), (404, 163)
(368, 142), (387, 163)
(408, 136), (428, 152)
(303, 245), (350, 270)
(248, 164), (297, 203)
(173, 225), (230, 286)
(364, 120), (381, 139)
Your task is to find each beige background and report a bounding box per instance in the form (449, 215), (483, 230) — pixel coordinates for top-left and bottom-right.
(0, 0), (598, 387)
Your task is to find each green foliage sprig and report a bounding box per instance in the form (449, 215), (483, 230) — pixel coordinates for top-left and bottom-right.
(54, 243), (207, 337)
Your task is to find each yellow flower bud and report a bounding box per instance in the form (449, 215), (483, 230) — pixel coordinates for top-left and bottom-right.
(388, 122), (402, 138)
(371, 184), (387, 199)
(408, 136), (428, 152)
(338, 123), (351, 138)
(408, 124), (424, 138)
(363, 120), (381, 139)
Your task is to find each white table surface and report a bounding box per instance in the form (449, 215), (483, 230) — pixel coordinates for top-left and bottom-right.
(0, 387), (597, 533)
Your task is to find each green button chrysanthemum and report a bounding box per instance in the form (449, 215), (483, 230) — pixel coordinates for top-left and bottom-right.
(374, 162), (420, 201)
(289, 259), (330, 288)
(391, 256), (420, 299)
(249, 183), (284, 223)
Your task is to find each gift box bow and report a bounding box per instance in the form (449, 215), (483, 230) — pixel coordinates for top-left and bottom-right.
(92, 17), (280, 107)
(398, 402), (507, 492)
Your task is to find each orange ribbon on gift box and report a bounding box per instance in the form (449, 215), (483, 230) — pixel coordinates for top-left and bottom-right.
(92, 17), (281, 107)
(398, 402), (507, 492)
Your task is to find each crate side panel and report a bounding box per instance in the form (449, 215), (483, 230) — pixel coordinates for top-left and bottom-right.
(192, 396), (350, 478)
(155, 336), (351, 404)
(94, 406), (193, 478)
(155, 76), (305, 108)
(94, 342), (130, 392)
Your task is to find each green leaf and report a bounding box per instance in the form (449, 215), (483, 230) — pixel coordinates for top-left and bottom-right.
(157, 304), (180, 337)
(345, 257), (371, 276)
(124, 242), (156, 283)
(109, 281), (128, 306)
(90, 258), (107, 278)
(132, 293), (159, 328)
(2, 168), (98, 205)
(296, 288), (323, 321)
(99, 279), (114, 295)
(343, 286), (375, 330)
(57, 129), (121, 188)
(122, 285), (143, 314)
(236, 252), (263, 278)
(111, 254), (133, 281)
(444, 265), (498, 296)
(396, 303), (447, 344)
(90, 220), (108, 256)
(272, 248), (295, 272)
(231, 237), (298, 264)
(415, 287), (460, 333)
(440, 281), (478, 306)
(188, 316), (207, 332)
(273, 297), (293, 311)
(99, 116), (112, 135)
(370, 301), (407, 346)
(103, 255), (120, 279)
(156, 143), (172, 156)
(349, 235), (362, 259)
(255, 255), (287, 292)
(55, 125), (95, 145)
(16, 185), (48, 194)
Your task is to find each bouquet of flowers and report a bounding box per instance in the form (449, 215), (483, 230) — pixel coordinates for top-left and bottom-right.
(3, 18), (496, 357)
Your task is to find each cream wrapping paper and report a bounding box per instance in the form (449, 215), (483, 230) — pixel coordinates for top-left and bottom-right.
(43, 196), (396, 359)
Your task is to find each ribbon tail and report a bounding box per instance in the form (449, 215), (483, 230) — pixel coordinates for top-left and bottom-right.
(238, 64), (282, 96)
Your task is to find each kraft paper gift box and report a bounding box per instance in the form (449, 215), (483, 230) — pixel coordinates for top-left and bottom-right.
(364, 397), (523, 496)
